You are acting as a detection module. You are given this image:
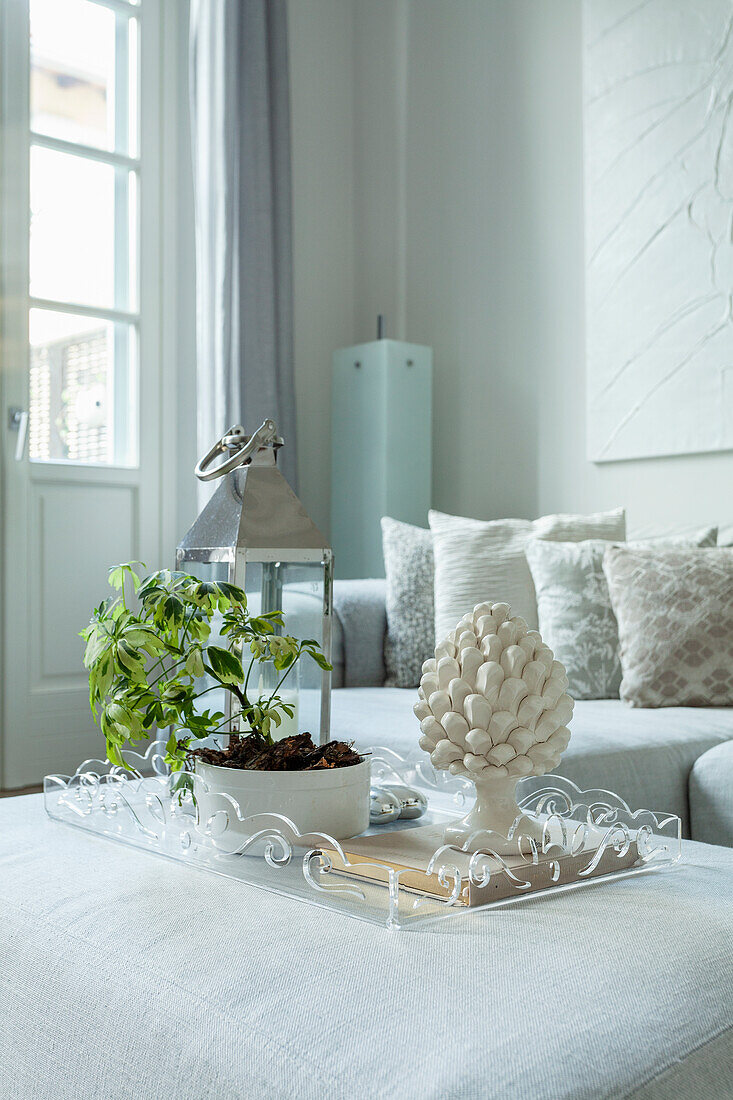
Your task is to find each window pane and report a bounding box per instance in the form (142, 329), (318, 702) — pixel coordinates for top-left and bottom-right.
(30, 146), (137, 311)
(29, 308), (137, 466)
(30, 0), (138, 155)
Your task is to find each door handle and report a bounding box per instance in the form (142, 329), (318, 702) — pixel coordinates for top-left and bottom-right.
(8, 408), (28, 461)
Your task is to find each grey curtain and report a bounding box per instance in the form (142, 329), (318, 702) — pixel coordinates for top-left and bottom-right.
(189, 0), (297, 490)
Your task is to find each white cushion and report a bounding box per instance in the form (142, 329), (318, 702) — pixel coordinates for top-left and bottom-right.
(429, 507), (625, 639)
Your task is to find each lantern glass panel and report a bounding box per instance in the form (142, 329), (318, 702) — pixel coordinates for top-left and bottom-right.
(239, 560), (330, 743)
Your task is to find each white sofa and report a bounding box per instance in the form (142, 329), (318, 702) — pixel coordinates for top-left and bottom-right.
(331, 581), (733, 841)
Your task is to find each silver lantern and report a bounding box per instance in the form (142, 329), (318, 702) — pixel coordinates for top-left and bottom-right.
(176, 419), (333, 744)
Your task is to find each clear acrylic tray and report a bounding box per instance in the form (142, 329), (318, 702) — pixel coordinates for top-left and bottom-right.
(44, 742), (682, 930)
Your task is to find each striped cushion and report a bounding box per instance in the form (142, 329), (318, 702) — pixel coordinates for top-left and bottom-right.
(429, 507), (626, 640)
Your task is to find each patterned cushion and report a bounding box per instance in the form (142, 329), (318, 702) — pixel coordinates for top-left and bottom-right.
(381, 517), (434, 687)
(525, 539), (622, 701)
(525, 528), (718, 702)
(603, 546), (733, 707)
(429, 508), (626, 639)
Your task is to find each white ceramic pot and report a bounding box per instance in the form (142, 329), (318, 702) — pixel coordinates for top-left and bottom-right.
(194, 757), (371, 841)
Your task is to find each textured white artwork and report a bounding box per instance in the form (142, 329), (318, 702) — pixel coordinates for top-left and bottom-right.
(584, 0), (733, 461)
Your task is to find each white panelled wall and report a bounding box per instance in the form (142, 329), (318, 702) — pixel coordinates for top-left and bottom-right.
(287, 0), (733, 541)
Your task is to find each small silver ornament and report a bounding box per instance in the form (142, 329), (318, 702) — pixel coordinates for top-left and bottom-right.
(369, 784), (428, 825)
(383, 784), (428, 820)
(369, 787), (401, 824)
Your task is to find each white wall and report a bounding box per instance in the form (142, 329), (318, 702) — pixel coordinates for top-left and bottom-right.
(288, 0), (356, 536)
(528, 2), (733, 536)
(289, 0), (543, 528)
(403, 0), (545, 522)
(288, 0), (733, 539)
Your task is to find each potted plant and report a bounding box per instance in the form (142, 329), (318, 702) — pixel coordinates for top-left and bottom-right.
(82, 562), (370, 839)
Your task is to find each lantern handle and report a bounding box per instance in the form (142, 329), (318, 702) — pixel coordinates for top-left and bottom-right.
(195, 418), (281, 481)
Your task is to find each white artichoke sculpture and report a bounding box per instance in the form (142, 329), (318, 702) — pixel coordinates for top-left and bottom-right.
(414, 601), (574, 850)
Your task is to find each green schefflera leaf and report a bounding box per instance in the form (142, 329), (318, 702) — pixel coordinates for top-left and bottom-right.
(122, 625), (163, 651)
(186, 580), (219, 611)
(88, 650), (115, 714)
(106, 741), (125, 768)
(185, 646), (206, 679)
(249, 617), (277, 637)
(215, 581), (247, 608)
(116, 638), (145, 676)
(108, 562), (143, 592)
(186, 614), (211, 643)
(205, 645), (243, 686)
(164, 733), (191, 773)
(160, 681), (191, 705)
(308, 651), (333, 672)
(161, 595), (186, 628)
(107, 700), (144, 737)
(82, 621), (115, 669)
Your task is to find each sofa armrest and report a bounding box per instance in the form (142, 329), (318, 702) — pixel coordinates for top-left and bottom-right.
(332, 579), (386, 688)
(689, 741), (733, 847)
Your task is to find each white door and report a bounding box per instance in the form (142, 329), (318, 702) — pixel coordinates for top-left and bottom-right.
(0, 0), (168, 787)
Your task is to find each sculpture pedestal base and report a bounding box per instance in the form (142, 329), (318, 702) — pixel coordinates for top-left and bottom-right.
(444, 775), (542, 855)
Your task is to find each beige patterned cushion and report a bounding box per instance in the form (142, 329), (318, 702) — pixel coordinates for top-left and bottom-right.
(603, 546), (733, 708)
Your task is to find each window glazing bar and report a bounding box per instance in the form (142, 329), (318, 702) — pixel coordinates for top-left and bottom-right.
(29, 296), (140, 326)
(88, 0), (140, 17)
(29, 132), (140, 171)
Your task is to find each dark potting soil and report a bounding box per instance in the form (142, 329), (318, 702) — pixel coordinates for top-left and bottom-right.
(192, 731), (364, 772)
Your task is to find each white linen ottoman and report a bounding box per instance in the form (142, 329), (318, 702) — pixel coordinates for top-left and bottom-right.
(1, 794), (732, 1100)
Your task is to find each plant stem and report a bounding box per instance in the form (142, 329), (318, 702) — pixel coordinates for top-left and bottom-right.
(242, 653), (257, 707)
(265, 647), (301, 710)
(191, 682), (226, 702)
(178, 605), (197, 652)
(148, 655), (188, 688)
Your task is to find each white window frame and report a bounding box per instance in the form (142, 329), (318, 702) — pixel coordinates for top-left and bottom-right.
(29, 0), (141, 465)
(18, 0), (145, 467)
(0, 0), (188, 522)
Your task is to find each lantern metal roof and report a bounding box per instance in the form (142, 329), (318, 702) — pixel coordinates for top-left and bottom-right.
(177, 419), (331, 565)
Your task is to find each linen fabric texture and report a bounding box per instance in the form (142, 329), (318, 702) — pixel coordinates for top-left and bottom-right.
(2, 795), (733, 1100)
(381, 517), (434, 687)
(429, 507), (626, 639)
(332, 579), (386, 687)
(689, 740), (733, 847)
(525, 527), (718, 701)
(603, 545), (733, 707)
